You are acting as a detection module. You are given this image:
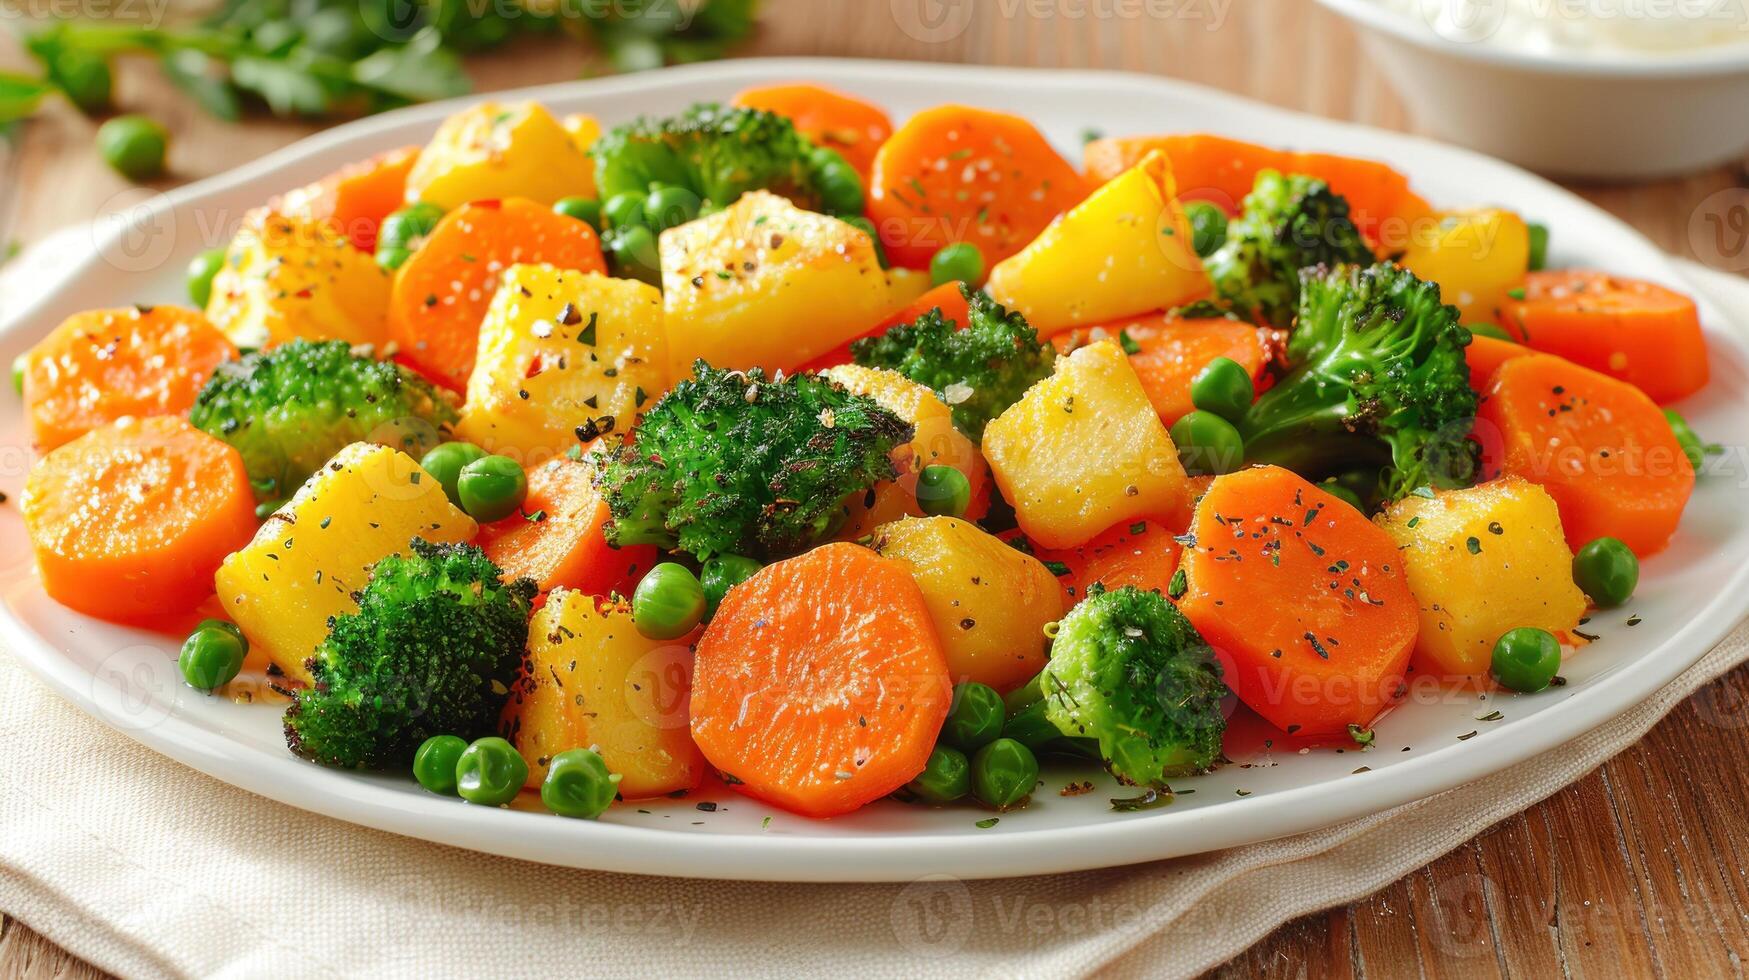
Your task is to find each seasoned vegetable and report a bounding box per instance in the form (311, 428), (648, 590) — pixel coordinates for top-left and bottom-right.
(592, 103), (840, 215)
(1399, 209), (1530, 324)
(1206, 170), (1375, 328)
(405, 101), (594, 210)
(970, 737), (1039, 809)
(1491, 628), (1563, 693)
(456, 737), (530, 806)
(456, 454), (527, 523)
(474, 453), (656, 597)
(541, 748), (621, 819)
(1498, 270), (1708, 404)
(632, 562), (707, 640)
(1052, 310), (1273, 428)
(205, 209), (391, 350)
(1026, 518), (1184, 606)
(274, 145), (419, 253)
(730, 83), (894, 176)
(1573, 536), (1639, 608)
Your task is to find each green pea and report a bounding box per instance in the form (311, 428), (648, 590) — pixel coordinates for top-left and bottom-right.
(1169, 410), (1244, 476)
(971, 737), (1039, 810)
(178, 623), (246, 692)
(844, 215), (888, 268)
(815, 159), (864, 216)
(541, 747), (622, 818)
(609, 224), (661, 284)
(554, 195), (602, 230)
(1527, 223), (1549, 271)
(378, 203), (444, 253)
(603, 191), (649, 230)
(196, 617), (247, 648)
(1573, 537), (1638, 608)
(645, 185), (703, 231)
(916, 464), (971, 518)
(1318, 479), (1365, 512)
(419, 441), (487, 508)
(943, 682), (1004, 751)
(375, 246), (411, 272)
(186, 247), (227, 308)
(1189, 356), (1253, 421)
(12, 354), (27, 397)
(1467, 322), (1517, 343)
(57, 52), (113, 114)
(1490, 627), (1562, 693)
(632, 562), (706, 640)
(1664, 409), (1706, 471)
(700, 554), (762, 618)
(906, 745), (971, 803)
(1184, 200), (1228, 258)
(929, 242), (984, 287)
(413, 734), (468, 796)
(455, 737), (528, 806)
(456, 454), (527, 523)
(97, 114), (169, 181)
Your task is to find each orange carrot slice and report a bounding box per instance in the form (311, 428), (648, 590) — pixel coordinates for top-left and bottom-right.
(1478, 354), (1694, 556)
(730, 83), (893, 177)
(1498, 270), (1708, 404)
(868, 105), (1087, 270)
(22, 416), (258, 625)
(1176, 466), (1419, 736)
(475, 453), (656, 596)
(1052, 312), (1274, 427)
(1033, 518), (1184, 606)
(798, 280), (972, 373)
(387, 198), (606, 391)
(23, 305), (238, 452)
(1465, 333), (1532, 392)
(690, 542), (951, 817)
(275, 145), (420, 253)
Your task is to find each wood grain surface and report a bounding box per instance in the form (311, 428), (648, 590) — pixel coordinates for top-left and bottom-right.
(3, 0), (1748, 975)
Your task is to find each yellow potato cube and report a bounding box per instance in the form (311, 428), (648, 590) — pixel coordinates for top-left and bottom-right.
(873, 516), (1063, 692)
(204, 209), (390, 350)
(503, 589), (704, 799)
(214, 443), (476, 685)
(1399, 208), (1530, 323)
(1377, 477), (1586, 676)
(660, 190), (910, 376)
(405, 101), (594, 210)
(559, 113), (601, 198)
(983, 340), (1191, 549)
(985, 150), (1207, 334)
(457, 264), (668, 463)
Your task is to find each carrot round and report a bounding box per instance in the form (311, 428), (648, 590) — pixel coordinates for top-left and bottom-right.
(796, 280), (971, 373)
(1478, 354), (1694, 557)
(1465, 333), (1532, 392)
(387, 198), (606, 391)
(22, 416), (258, 625)
(689, 542), (951, 817)
(1498, 270), (1708, 404)
(1176, 466), (1419, 736)
(730, 83), (893, 177)
(475, 453), (656, 596)
(1032, 518), (1184, 607)
(1053, 312), (1274, 427)
(868, 105), (1087, 270)
(23, 305), (238, 452)
(275, 145), (420, 253)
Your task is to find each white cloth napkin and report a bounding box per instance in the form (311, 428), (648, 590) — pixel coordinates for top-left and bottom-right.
(2, 261), (1745, 980)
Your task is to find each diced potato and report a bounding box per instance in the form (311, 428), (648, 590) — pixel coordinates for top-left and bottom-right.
(404, 101), (594, 210)
(204, 209), (391, 350)
(1376, 477), (1585, 676)
(214, 443), (476, 685)
(823, 364), (989, 539)
(660, 190), (911, 376)
(502, 588), (705, 798)
(872, 516), (1063, 692)
(560, 113), (603, 200)
(1399, 208), (1530, 323)
(985, 150), (1207, 334)
(457, 264), (668, 462)
(983, 340), (1191, 550)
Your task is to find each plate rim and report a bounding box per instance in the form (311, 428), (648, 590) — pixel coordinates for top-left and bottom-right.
(5, 56), (1748, 882)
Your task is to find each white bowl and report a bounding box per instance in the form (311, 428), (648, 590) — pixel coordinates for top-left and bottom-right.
(1317, 0), (1749, 179)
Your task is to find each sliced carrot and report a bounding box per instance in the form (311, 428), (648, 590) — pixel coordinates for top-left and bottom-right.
(797, 280), (972, 373)
(1033, 518), (1184, 606)
(1465, 333), (1532, 392)
(1176, 466), (1420, 736)
(1052, 312), (1274, 427)
(388, 198), (607, 391)
(474, 453), (656, 596)
(868, 106), (1088, 270)
(730, 83), (893, 177)
(1497, 270), (1708, 404)
(22, 416), (258, 626)
(1082, 134), (1430, 247)
(689, 542), (951, 817)
(23, 305), (238, 452)
(1478, 354), (1694, 556)
(275, 145), (420, 253)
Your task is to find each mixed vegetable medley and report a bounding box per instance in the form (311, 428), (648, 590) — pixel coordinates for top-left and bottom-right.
(12, 83), (1712, 821)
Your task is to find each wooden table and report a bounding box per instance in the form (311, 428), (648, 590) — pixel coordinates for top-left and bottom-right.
(3, 1), (1748, 975)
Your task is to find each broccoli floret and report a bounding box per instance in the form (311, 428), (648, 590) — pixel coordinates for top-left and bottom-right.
(1040, 585), (1227, 786)
(1207, 170), (1376, 328)
(1235, 262), (1479, 500)
(283, 539), (536, 770)
(595, 361), (913, 561)
(850, 286), (1055, 442)
(592, 103), (829, 212)
(189, 339), (457, 503)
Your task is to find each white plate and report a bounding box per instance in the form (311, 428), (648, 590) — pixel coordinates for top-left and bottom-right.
(3, 58), (1747, 883)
